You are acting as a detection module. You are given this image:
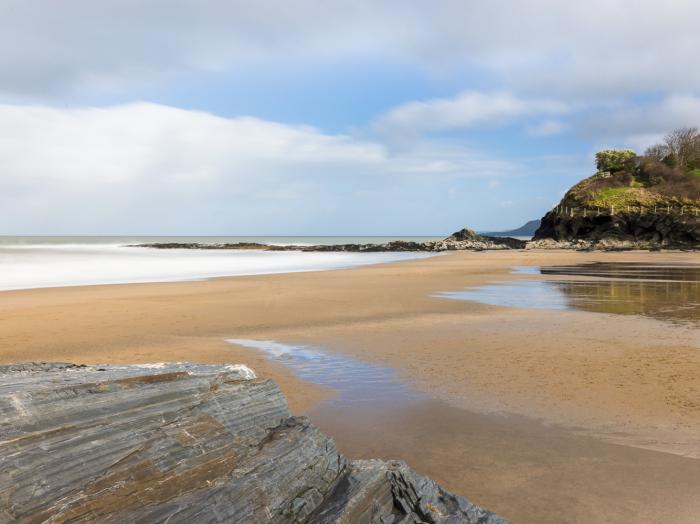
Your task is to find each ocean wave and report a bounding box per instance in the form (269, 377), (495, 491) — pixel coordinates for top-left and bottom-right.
(0, 245), (433, 291)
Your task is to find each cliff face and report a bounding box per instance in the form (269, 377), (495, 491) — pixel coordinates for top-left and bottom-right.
(534, 159), (700, 248)
(0, 362), (507, 524)
(535, 207), (700, 246)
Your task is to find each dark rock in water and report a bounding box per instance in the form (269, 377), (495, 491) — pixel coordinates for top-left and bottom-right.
(448, 228), (481, 241)
(132, 229), (527, 252)
(447, 229), (527, 249)
(136, 242), (272, 250)
(0, 362), (507, 523)
(479, 235), (527, 249)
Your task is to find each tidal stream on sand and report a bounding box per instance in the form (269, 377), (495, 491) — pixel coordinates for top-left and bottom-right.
(226, 262), (700, 523)
(227, 304), (700, 524)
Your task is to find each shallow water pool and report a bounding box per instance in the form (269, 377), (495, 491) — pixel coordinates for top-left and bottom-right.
(436, 262), (700, 326)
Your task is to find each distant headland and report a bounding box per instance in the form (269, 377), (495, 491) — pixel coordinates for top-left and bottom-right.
(480, 219), (541, 238)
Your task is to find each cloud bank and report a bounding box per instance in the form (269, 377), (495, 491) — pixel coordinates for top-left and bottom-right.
(2, 1), (700, 99)
(581, 94), (700, 149)
(1, 1), (699, 233)
(375, 91), (568, 137)
(0, 102), (523, 234)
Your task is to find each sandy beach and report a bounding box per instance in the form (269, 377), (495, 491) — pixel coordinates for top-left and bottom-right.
(3, 250), (700, 522)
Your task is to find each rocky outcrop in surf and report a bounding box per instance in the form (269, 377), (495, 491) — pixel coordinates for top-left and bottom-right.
(132, 229), (526, 252)
(0, 362), (507, 523)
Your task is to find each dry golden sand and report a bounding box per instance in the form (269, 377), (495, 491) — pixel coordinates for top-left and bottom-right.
(2, 249), (700, 522)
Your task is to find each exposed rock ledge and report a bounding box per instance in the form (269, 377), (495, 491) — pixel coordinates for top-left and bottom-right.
(131, 229), (526, 252)
(0, 362), (507, 523)
(526, 237), (699, 251)
(533, 210), (700, 250)
(527, 238), (666, 251)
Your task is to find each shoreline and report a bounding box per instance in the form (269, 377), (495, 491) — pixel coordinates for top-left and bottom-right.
(2, 249), (698, 455)
(0, 245), (436, 293)
(4, 249), (700, 521)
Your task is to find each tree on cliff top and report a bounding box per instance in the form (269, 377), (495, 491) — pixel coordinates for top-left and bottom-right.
(644, 126), (700, 171)
(579, 133), (700, 204)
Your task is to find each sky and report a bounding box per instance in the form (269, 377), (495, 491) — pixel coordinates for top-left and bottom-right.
(2, 1), (700, 235)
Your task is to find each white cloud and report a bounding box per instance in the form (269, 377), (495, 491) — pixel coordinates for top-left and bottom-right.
(2, 2), (698, 233)
(580, 94), (700, 150)
(374, 91), (567, 137)
(1, 1), (700, 99)
(0, 102), (517, 233)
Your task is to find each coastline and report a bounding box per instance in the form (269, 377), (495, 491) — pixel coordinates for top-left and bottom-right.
(3, 249), (700, 521)
(3, 249), (698, 453)
(0, 242), (437, 292)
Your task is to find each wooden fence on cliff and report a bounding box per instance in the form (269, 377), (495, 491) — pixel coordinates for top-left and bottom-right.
(551, 204), (700, 218)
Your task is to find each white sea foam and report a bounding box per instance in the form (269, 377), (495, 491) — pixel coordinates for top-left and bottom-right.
(0, 244), (433, 291)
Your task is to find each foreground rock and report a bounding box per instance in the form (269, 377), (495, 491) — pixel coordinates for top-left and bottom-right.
(132, 228), (526, 252)
(0, 362), (506, 523)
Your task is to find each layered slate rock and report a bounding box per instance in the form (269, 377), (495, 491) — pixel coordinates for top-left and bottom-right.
(0, 363), (507, 524)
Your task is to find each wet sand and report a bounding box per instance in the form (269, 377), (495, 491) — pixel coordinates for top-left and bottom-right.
(310, 398), (700, 523)
(2, 249), (700, 522)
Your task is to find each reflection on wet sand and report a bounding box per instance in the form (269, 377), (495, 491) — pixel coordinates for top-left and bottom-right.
(228, 337), (700, 523)
(438, 262), (700, 326)
(228, 261), (700, 523)
(543, 262), (700, 325)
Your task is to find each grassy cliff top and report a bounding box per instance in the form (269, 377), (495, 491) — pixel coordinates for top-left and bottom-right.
(566, 158), (700, 209)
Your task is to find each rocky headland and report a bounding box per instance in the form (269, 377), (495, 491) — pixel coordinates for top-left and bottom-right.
(133, 137), (700, 253)
(534, 145), (700, 250)
(0, 362), (506, 523)
(132, 229), (526, 252)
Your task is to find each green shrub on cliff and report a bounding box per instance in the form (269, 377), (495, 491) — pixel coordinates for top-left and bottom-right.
(595, 149), (637, 173)
(559, 130), (700, 211)
(569, 141), (700, 209)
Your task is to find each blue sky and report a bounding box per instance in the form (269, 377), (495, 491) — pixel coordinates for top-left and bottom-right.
(2, 1), (700, 235)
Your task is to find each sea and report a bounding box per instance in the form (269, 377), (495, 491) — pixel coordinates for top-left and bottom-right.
(0, 236), (441, 291)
